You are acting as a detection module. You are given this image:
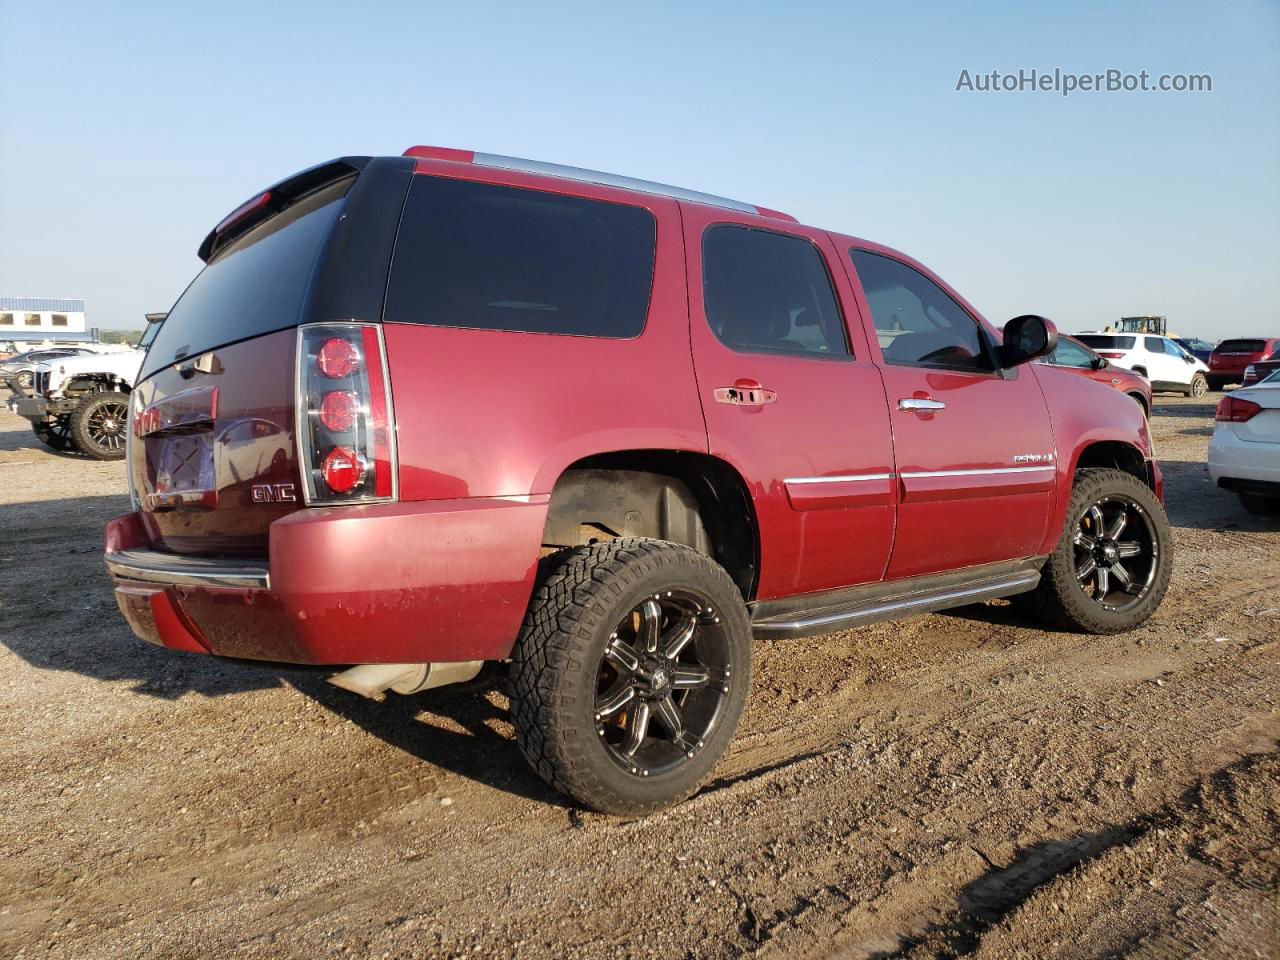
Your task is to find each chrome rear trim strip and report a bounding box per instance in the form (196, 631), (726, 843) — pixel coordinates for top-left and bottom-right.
(105, 549), (269, 590)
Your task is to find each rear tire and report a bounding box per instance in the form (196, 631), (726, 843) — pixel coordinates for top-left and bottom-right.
(1026, 468), (1172, 634)
(1239, 493), (1280, 516)
(509, 538), (752, 815)
(33, 418), (74, 452)
(69, 391), (130, 460)
(1187, 373), (1208, 398)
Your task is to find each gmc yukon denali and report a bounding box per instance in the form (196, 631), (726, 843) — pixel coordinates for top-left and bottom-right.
(105, 147), (1172, 814)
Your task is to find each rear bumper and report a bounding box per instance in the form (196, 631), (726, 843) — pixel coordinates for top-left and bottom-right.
(1208, 428), (1280, 488)
(105, 495), (549, 665)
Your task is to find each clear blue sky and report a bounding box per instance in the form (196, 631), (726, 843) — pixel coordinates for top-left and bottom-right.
(1, 0), (1276, 339)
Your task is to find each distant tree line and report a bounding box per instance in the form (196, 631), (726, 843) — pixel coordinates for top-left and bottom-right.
(100, 329), (143, 346)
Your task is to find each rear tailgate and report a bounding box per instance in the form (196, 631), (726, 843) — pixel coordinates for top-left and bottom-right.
(1211, 339), (1268, 374)
(130, 156), (413, 557)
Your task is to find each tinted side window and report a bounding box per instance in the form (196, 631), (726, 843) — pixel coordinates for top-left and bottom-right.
(1144, 336), (1164, 353)
(385, 176), (656, 338)
(701, 227), (848, 358)
(848, 250), (988, 371)
(1049, 339), (1095, 368)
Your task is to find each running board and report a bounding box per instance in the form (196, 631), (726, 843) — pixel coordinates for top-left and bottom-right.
(750, 557), (1045, 640)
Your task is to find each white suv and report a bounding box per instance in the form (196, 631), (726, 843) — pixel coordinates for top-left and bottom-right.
(1076, 333), (1210, 397)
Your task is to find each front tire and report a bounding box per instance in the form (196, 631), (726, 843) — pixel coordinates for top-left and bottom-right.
(33, 417), (75, 452)
(1188, 373), (1208, 398)
(509, 538), (752, 815)
(1026, 468), (1172, 634)
(70, 391), (130, 460)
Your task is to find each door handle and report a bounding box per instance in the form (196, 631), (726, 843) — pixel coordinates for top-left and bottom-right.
(898, 397), (946, 412)
(715, 381), (777, 406)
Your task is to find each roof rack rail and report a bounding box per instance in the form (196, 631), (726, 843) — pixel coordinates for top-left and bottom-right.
(403, 146), (795, 222)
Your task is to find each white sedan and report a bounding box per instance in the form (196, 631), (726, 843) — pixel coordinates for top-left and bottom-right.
(1209, 371), (1280, 515)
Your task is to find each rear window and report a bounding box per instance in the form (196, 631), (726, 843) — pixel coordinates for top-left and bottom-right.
(1216, 339), (1266, 353)
(384, 176), (656, 338)
(141, 177), (354, 379)
(1077, 335), (1135, 349)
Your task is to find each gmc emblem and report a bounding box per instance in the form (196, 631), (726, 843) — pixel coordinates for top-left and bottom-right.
(251, 483), (297, 503)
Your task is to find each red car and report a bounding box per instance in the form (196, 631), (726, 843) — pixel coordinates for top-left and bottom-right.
(1208, 337), (1280, 390)
(105, 147), (1171, 814)
(1242, 359), (1280, 387)
(1036, 335), (1153, 416)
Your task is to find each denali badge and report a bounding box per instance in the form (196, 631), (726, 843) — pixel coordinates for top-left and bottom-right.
(252, 483), (297, 503)
(1013, 453), (1053, 464)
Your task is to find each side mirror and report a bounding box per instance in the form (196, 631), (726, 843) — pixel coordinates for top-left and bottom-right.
(999, 315), (1058, 368)
(1091, 356), (1110, 370)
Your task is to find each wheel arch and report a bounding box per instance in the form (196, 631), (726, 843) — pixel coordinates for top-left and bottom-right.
(1070, 440), (1151, 487)
(540, 450), (760, 600)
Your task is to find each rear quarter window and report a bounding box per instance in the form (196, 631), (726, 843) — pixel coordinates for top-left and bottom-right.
(384, 176), (656, 338)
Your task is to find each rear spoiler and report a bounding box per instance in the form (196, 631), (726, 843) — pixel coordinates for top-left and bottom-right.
(197, 156), (371, 263)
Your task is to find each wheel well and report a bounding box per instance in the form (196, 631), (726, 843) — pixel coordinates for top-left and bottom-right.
(1126, 392), (1149, 416)
(65, 375), (130, 398)
(1131, 366), (1147, 377)
(1074, 441), (1149, 487)
(541, 451), (759, 599)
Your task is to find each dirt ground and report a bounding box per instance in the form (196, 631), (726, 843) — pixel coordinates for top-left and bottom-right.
(0, 395), (1276, 960)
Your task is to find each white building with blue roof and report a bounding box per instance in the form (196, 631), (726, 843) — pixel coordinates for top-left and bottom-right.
(0, 297), (98, 348)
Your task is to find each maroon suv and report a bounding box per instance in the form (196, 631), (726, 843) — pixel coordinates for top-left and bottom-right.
(1208, 338), (1280, 390)
(104, 147), (1172, 813)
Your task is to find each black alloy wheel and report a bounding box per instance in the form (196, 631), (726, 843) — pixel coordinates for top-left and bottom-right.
(593, 590), (733, 778)
(1024, 467), (1173, 634)
(71, 392), (130, 460)
(1072, 495), (1159, 612)
(509, 538), (753, 815)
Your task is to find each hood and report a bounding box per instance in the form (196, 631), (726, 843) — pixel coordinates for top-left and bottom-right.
(36, 350), (145, 395)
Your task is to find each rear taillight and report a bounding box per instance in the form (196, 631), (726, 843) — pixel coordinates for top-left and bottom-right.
(296, 323), (397, 504)
(1215, 396), (1261, 422)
